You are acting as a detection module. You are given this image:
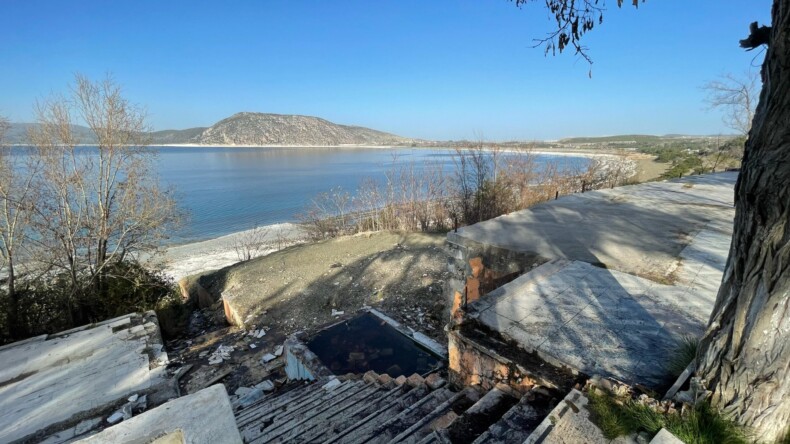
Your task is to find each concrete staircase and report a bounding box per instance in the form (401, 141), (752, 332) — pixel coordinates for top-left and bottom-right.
(232, 372), (557, 444)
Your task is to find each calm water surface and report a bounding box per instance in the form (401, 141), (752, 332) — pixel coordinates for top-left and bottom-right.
(152, 146), (589, 243)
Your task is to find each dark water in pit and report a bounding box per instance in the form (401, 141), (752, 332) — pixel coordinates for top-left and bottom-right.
(306, 312), (442, 377)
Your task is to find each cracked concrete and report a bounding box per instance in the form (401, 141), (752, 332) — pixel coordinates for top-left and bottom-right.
(0, 312), (173, 443)
(451, 172), (735, 388)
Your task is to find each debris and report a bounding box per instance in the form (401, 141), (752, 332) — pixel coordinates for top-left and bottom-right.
(106, 403), (133, 425)
(106, 411), (124, 425)
(202, 367), (234, 389)
(75, 417), (102, 435)
(331, 309), (344, 317)
(261, 353), (277, 363)
(127, 394), (139, 403)
(235, 386), (253, 397)
(322, 378), (341, 390)
(249, 343), (257, 349)
(207, 345), (235, 364)
(250, 329), (266, 338)
(256, 380), (275, 391)
(237, 388), (267, 408)
(173, 364), (193, 381)
(131, 395), (147, 413)
(274, 345), (284, 357)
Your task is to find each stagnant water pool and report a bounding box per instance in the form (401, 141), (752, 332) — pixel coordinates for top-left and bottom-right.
(306, 312), (443, 377)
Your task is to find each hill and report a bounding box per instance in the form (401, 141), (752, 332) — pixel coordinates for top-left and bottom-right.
(196, 112), (414, 146)
(149, 127), (207, 144)
(4, 113), (415, 146)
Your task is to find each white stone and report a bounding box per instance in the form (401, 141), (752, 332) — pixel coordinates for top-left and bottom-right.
(261, 353), (276, 363)
(235, 386), (253, 397)
(256, 380), (275, 391)
(127, 394), (139, 403)
(650, 428), (684, 444)
(322, 378), (341, 390)
(74, 417), (102, 436)
(106, 411), (124, 424)
(274, 345), (284, 357)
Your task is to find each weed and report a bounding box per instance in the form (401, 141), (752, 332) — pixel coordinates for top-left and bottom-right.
(586, 388), (748, 444)
(667, 336), (700, 380)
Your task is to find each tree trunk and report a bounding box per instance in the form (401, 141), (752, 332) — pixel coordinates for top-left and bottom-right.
(6, 255), (21, 339)
(696, 2), (790, 442)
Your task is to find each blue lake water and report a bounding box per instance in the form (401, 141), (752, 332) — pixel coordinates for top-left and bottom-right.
(155, 147), (590, 243)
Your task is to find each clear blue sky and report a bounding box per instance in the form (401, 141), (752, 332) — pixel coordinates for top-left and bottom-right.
(0, 0), (772, 140)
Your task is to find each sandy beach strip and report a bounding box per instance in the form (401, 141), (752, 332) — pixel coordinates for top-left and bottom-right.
(156, 222), (307, 281)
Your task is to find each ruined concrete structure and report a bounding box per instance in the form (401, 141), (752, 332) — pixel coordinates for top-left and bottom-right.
(0, 312), (176, 443)
(445, 172), (735, 392)
(0, 173), (736, 443)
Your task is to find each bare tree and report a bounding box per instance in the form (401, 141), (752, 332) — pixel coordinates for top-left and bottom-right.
(703, 71), (759, 136)
(0, 117), (43, 337)
(27, 74), (179, 324)
(232, 225), (270, 261)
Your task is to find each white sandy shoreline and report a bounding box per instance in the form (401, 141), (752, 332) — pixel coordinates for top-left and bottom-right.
(152, 143), (621, 158)
(155, 222), (306, 281)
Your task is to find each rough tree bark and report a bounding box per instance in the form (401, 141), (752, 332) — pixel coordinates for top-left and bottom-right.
(697, 1), (790, 442)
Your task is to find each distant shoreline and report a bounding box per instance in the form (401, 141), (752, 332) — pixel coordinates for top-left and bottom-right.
(7, 141), (652, 161)
(154, 144), (630, 160)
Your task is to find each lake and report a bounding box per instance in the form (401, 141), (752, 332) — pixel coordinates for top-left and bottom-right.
(154, 147), (591, 243)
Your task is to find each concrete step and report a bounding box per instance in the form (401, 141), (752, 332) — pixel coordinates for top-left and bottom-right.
(292, 384), (412, 443)
(471, 392), (551, 444)
(239, 380), (362, 439)
(324, 384), (431, 444)
(235, 382), (323, 427)
(249, 382), (386, 443)
(387, 387), (481, 444)
(442, 386), (519, 443)
(236, 380), (357, 433)
(341, 387), (457, 444)
(234, 381), (320, 422)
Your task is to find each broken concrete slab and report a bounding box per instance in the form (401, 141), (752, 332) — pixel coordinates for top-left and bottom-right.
(466, 257), (720, 387)
(0, 311), (175, 443)
(525, 389), (627, 444)
(76, 384), (242, 444)
(448, 173), (735, 281)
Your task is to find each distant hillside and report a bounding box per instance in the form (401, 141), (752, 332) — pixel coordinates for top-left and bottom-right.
(5, 113), (414, 146)
(558, 135), (664, 144)
(149, 127), (207, 144)
(196, 112), (414, 146)
(4, 123), (98, 145)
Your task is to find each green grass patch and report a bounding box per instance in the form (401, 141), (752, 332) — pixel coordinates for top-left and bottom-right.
(667, 336), (700, 380)
(586, 388), (748, 444)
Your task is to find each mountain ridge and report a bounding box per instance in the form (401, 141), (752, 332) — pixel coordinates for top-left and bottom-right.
(3, 112), (416, 146)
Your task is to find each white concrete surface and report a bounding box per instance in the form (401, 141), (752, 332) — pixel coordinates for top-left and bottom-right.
(76, 384), (242, 444)
(450, 172), (736, 279)
(464, 173), (735, 387)
(0, 312), (170, 443)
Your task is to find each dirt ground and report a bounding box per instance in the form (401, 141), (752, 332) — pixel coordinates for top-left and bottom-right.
(630, 154), (669, 182)
(165, 231), (450, 396)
